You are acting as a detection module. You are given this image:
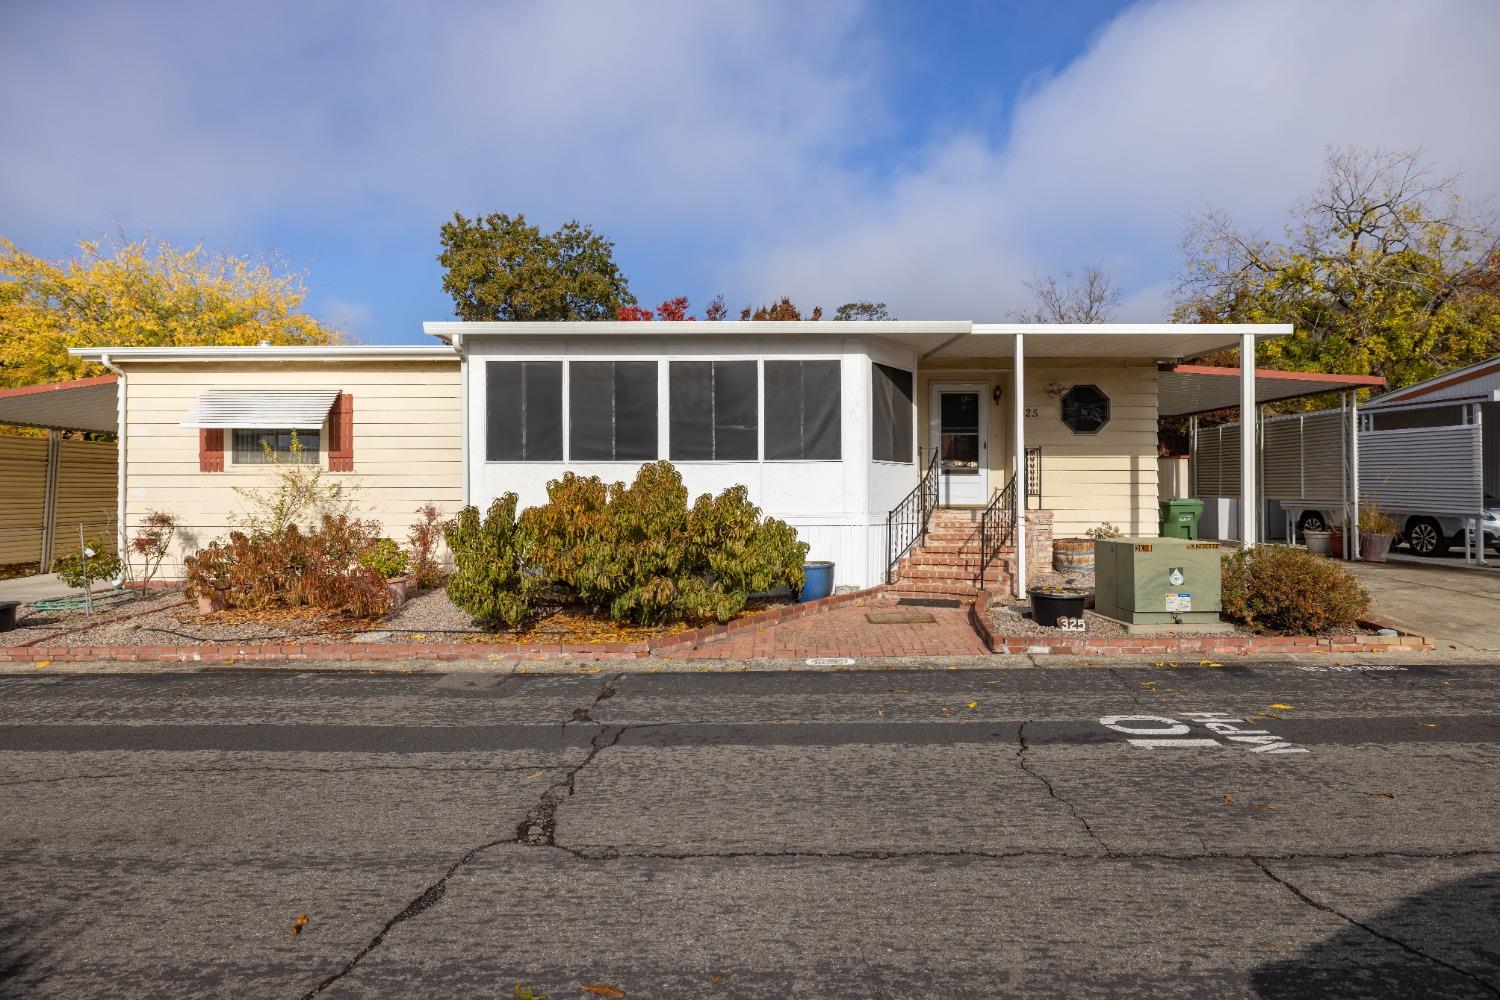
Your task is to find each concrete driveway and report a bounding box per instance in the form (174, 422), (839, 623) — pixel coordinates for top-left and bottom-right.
(0, 573), (85, 605)
(1344, 558), (1500, 651)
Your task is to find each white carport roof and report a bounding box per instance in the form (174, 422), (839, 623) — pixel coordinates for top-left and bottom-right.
(424, 320), (1292, 361)
(1157, 364), (1386, 417)
(0, 376), (119, 432)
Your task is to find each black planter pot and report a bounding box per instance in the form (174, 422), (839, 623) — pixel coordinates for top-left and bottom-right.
(1028, 589), (1090, 628)
(0, 601), (19, 632)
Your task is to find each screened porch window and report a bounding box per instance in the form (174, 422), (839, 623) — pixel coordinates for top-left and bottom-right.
(670, 361), (758, 461)
(569, 361), (658, 461)
(487, 361), (563, 462)
(231, 429), (319, 464)
(764, 360), (841, 460)
(871, 362), (914, 463)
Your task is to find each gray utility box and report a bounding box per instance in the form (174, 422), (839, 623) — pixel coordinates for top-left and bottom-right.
(1093, 537), (1224, 627)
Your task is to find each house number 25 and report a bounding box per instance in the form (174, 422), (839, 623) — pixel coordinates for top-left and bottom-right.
(1024, 407), (1040, 418)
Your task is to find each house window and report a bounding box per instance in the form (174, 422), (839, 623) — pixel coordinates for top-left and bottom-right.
(670, 361), (758, 461)
(871, 363), (914, 463)
(487, 361), (563, 461)
(764, 360), (841, 460)
(1061, 384), (1110, 434)
(231, 428), (319, 464)
(569, 361), (658, 461)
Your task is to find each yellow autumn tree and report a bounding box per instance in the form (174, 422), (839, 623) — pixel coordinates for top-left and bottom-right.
(0, 233), (341, 388)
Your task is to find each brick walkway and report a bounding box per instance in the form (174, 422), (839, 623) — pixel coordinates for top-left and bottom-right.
(661, 599), (989, 659)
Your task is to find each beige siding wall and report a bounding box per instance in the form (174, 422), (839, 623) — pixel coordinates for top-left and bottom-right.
(122, 361), (462, 576)
(0, 436), (49, 565)
(917, 358), (1160, 538)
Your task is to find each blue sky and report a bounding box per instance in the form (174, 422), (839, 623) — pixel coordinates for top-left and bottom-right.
(3, 0), (1496, 344)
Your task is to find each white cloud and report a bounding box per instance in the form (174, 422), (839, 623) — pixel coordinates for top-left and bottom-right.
(734, 0), (1500, 319)
(318, 297), (375, 339)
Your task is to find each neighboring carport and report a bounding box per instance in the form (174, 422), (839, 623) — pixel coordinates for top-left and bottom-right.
(0, 376), (119, 572)
(1160, 364), (1386, 554)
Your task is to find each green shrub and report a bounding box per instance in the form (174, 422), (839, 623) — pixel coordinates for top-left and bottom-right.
(358, 538), (409, 579)
(1220, 545), (1370, 635)
(183, 516), (390, 617)
(449, 462), (809, 629)
(53, 539), (122, 589)
(443, 494), (536, 628)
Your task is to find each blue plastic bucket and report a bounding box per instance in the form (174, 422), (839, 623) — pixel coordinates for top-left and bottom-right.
(797, 561), (835, 603)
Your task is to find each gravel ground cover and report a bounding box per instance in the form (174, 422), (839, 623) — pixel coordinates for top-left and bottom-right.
(4, 585), (794, 648)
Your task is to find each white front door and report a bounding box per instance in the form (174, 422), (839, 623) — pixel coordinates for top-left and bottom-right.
(930, 383), (989, 506)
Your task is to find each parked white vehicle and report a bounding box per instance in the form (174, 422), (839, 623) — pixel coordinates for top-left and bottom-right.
(1295, 499), (1500, 556)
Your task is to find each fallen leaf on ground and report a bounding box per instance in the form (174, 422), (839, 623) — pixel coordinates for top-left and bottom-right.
(33, 660), (51, 668)
(1359, 790), (1396, 799)
(876, 708), (885, 718)
(1416, 721), (1437, 728)
(527, 771), (546, 781)
(966, 701), (978, 710)
(1269, 703), (1294, 710)
(1257, 712), (1283, 719)
(290, 914), (308, 937)
(1222, 794), (1234, 804)
(514, 986), (546, 1000)
(1250, 801), (1276, 811)
(580, 985), (625, 998)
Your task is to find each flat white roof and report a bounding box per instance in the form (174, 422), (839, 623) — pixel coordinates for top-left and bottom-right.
(425, 320), (1292, 362)
(68, 345), (456, 362)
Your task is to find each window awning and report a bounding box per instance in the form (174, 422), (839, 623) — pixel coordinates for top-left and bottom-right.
(179, 389), (340, 429)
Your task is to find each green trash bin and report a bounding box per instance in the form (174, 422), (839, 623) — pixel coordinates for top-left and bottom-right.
(1159, 498), (1204, 539)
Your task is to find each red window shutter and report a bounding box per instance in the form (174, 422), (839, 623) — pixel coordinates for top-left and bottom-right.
(199, 428), (224, 472)
(329, 392), (355, 472)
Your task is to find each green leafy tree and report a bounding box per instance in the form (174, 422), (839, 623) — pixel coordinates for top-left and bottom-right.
(833, 301), (893, 321)
(437, 212), (635, 321)
(1174, 148), (1500, 391)
(739, 296), (823, 321)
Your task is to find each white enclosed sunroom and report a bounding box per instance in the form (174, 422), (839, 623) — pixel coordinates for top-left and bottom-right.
(426, 321), (1292, 595)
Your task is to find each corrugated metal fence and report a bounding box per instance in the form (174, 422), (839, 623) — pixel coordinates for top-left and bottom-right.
(1359, 424), (1482, 515)
(0, 434), (118, 569)
(1194, 411), (1346, 503)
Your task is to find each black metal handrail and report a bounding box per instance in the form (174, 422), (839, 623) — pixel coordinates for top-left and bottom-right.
(978, 474), (1019, 589)
(886, 450), (940, 584)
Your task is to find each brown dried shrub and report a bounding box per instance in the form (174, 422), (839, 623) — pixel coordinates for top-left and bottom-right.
(1220, 545), (1369, 635)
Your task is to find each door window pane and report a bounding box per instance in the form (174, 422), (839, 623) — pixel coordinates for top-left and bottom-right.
(939, 391), (980, 473)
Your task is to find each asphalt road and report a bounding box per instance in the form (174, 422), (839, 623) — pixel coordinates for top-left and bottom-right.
(2, 662), (1499, 999)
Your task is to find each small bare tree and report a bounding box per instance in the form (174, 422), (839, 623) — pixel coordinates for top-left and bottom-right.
(1012, 266), (1121, 323)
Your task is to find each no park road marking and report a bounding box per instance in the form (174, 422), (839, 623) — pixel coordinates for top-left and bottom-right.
(1099, 712), (1309, 755)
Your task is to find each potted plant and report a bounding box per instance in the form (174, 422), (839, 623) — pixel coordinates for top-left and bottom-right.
(1052, 522), (1121, 574)
(1028, 585), (1091, 628)
(1358, 503), (1398, 563)
(183, 540), (234, 613)
(360, 538), (412, 607)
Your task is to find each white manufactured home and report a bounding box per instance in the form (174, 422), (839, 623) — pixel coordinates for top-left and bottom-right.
(65, 321), (1296, 597)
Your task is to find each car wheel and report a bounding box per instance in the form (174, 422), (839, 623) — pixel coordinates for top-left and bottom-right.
(1405, 517), (1449, 556)
(1297, 511), (1325, 540)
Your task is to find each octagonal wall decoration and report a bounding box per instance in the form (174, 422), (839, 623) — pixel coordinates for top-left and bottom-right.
(1060, 384), (1110, 434)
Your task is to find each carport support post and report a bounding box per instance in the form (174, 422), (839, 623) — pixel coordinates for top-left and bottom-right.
(1014, 331), (1026, 599)
(1349, 390), (1360, 560)
(1239, 334), (1257, 548)
(1477, 403), (1488, 566)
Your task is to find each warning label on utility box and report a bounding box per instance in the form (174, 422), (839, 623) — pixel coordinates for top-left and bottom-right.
(1165, 592), (1192, 612)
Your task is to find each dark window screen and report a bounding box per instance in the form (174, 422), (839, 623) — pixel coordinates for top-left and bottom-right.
(232, 429), (319, 464)
(764, 360), (841, 460)
(871, 363), (914, 463)
(570, 361), (658, 461)
(670, 361), (758, 461)
(486, 361), (562, 461)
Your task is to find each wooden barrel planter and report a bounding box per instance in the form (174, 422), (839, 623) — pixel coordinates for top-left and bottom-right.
(1053, 537), (1094, 574)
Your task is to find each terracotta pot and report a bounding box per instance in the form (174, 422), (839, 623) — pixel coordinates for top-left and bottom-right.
(386, 576), (410, 608)
(1360, 532), (1395, 562)
(1328, 529), (1345, 558)
(1052, 538), (1094, 574)
(196, 592), (227, 614)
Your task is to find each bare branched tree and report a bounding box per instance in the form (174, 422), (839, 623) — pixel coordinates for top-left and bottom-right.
(1012, 266), (1121, 323)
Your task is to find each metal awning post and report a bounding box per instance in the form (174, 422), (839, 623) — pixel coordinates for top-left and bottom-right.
(1013, 332), (1026, 599)
(1239, 334), (1257, 547)
(1349, 390), (1361, 560)
(1477, 403), (1488, 566)
(1339, 393), (1349, 559)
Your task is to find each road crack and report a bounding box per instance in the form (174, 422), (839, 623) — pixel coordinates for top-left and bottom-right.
(300, 674), (625, 997)
(1252, 858), (1500, 996)
(1015, 720), (1114, 856)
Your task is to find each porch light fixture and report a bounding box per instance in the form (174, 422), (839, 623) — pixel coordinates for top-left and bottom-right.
(992, 385), (1003, 403)
(1046, 382), (1065, 397)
